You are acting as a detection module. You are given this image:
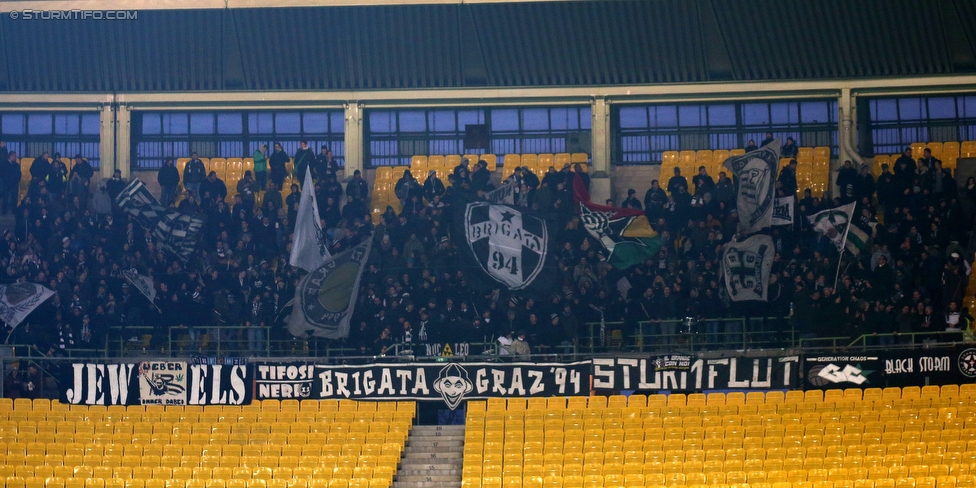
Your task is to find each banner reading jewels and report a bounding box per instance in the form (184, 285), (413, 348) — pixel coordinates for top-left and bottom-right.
(592, 355), (800, 392)
(61, 362), (253, 406)
(253, 361), (591, 409)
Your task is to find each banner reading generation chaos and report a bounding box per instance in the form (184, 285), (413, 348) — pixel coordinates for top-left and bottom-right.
(254, 361), (591, 410)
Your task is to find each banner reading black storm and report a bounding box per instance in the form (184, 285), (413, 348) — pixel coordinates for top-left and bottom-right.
(882, 345), (976, 387)
(253, 361), (591, 409)
(61, 362), (253, 406)
(592, 355), (800, 392)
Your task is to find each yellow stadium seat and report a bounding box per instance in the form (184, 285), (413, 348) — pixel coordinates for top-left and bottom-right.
(570, 153), (589, 164)
(554, 153), (572, 169)
(927, 142), (943, 160)
(502, 153), (522, 173)
(521, 154), (539, 170)
(813, 146), (830, 164)
(696, 150), (713, 167)
(209, 158), (227, 178)
(960, 141), (976, 158)
(410, 156), (428, 174)
(375, 167), (394, 181)
(797, 147), (814, 164)
(538, 154), (555, 170)
(427, 155), (446, 171)
(939, 141), (959, 158)
(445, 155), (462, 170)
(910, 143), (926, 160)
(225, 157), (244, 178)
(481, 154), (499, 171)
(661, 151), (679, 167)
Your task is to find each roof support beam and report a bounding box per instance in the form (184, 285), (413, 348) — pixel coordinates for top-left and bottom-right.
(1, 75), (975, 111)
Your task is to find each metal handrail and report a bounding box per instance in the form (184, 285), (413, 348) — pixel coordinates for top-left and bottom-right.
(3, 322), (969, 361)
(846, 330), (968, 349)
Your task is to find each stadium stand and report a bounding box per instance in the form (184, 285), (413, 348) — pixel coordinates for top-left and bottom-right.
(462, 386), (976, 488)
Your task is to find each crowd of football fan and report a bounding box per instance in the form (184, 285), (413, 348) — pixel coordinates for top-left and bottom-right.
(0, 134), (973, 381)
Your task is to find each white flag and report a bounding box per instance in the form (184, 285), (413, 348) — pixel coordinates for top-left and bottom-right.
(729, 140), (780, 235)
(289, 167), (331, 271)
(485, 182), (516, 205)
(289, 238), (372, 339)
(808, 202), (869, 256)
(722, 234), (774, 302)
(122, 269), (156, 305)
(0, 282), (55, 329)
(772, 197), (794, 226)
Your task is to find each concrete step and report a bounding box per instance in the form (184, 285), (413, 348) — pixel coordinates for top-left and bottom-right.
(407, 446), (465, 453)
(397, 466), (461, 477)
(407, 440), (463, 447)
(393, 483), (456, 488)
(400, 459), (464, 469)
(403, 451), (463, 459)
(396, 475), (462, 482)
(397, 424), (464, 488)
(399, 460), (463, 468)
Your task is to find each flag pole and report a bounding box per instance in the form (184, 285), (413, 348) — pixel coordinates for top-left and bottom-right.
(833, 249), (845, 289)
(833, 203), (855, 289)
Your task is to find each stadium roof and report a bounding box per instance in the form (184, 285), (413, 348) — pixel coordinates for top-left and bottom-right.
(0, 0), (974, 92)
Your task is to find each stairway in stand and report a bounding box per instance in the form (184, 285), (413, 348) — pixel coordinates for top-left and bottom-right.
(393, 424), (464, 488)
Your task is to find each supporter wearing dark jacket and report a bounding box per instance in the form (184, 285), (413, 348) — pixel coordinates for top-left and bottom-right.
(268, 143), (290, 190)
(183, 153), (207, 197)
(199, 172), (228, 205)
(293, 141), (315, 180)
(779, 160), (798, 196)
(692, 167), (714, 197)
(158, 159), (181, 207)
(345, 170), (368, 201)
(667, 167), (687, 195)
(2, 153), (21, 214)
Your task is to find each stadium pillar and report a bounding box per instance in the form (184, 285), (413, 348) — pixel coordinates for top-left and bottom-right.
(344, 102), (363, 178)
(99, 103), (116, 180)
(590, 97), (612, 204)
(116, 104), (132, 179)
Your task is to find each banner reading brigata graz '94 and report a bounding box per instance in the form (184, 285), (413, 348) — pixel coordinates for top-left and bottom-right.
(253, 361), (591, 410)
(592, 355), (801, 392)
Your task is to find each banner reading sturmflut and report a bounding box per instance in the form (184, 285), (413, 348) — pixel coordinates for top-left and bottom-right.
(253, 361), (591, 410)
(722, 234), (774, 302)
(728, 141), (780, 235)
(288, 238), (372, 339)
(592, 356), (800, 392)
